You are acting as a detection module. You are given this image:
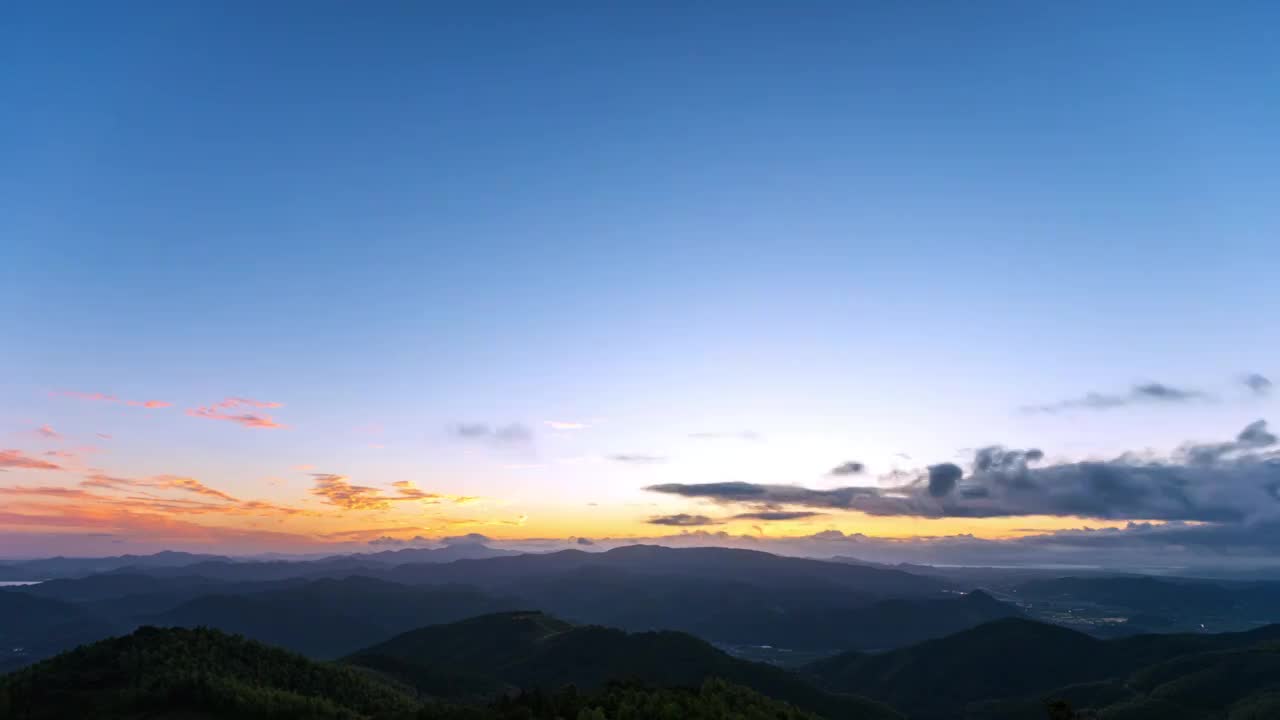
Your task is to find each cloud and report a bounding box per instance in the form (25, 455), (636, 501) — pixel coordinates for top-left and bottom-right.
(0, 450), (63, 471)
(609, 454), (667, 464)
(367, 534), (434, 547)
(311, 474), (396, 510)
(54, 390), (172, 409)
(43, 450), (77, 459)
(829, 461), (865, 476)
(96, 433), (112, 439)
(576, 536), (595, 546)
(441, 533), (494, 545)
(153, 475), (239, 502)
(647, 421), (1280, 524)
(309, 474), (471, 510)
(927, 463), (963, 497)
(187, 398), (286, 429)
(1245, 373), (1273, 395)
(688, 431), (760, 441)
(35, 425), (61, 439)
(80, 472), (240, 502)
(731, 510), (823, 521)
(53, 390), (116, 402)
(647, 513), (721, 526)
(1026, 381), (1208, 413)
(453, 422), (532, 445)
(546, 421), (588, 431)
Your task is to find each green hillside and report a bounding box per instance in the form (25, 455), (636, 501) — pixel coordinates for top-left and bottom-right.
(347, 611), (901, 719)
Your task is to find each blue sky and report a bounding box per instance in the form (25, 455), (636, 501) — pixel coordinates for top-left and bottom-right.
(2, 2), (1278, 560)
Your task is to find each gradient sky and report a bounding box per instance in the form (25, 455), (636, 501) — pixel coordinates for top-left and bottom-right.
(3, 2), (1278, 562)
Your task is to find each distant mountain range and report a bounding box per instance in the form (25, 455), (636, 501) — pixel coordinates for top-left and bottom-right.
(0, 544), (1005, 668)
(9, 543), (1280, 718)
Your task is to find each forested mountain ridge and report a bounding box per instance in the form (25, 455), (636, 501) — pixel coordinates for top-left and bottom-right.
(0, 625), (886, 720)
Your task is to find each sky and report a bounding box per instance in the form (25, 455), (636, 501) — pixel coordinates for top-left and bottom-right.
(3, 2), (1279, 568)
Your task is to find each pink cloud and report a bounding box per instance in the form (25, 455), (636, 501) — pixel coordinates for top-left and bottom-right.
(53, 390), (117, 402)
(35, 424), (61, 439)
(187, 397), (287, 429)
(54, 390), (172, 409)
(0, 450), (63, 471)
(218, 397), (283, 409)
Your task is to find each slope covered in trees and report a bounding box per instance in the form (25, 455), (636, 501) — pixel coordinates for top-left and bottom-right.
(346, 611), (901, 719)
(0, 626), (418, 719)
(0, 626), (864, 720)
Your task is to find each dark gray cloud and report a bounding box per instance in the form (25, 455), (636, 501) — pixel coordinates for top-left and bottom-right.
(1183, 419), (1277, 465)
(927, 463), (963, 497)
(732, 510), (823, 521)
(453, 422), (532, 445)
(609, 454), (666, 464)
(830, 461), (865, 476)
(1245, 373), (1273, 395)
(1026, 382), (1207, 413)
(646, 513), (720, 526)
(575, 536), (595, 546)
(646, 421), (1280, 524)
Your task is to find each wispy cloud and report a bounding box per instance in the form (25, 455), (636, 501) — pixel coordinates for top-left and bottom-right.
(608, 454), (666, 464)
(0, 450), (63, 471)
(188, 397), (286, 429)
(309, 474), (474, 510)
(647, 513), (720, 526)
(1025, 381), (1209, 414)
(1245, 373), (1273, 395)
(35, 424), (61, 439)
(153, 475), (239, 502)
(54, 390), (172, 409)
(731, 510), (824, 521)
(126, 400), (172, 409)
(688, 431), (760, 441)
(453, 422), (532, 445)
(53, 390), (116, 402)
(96, 433), (112, 440)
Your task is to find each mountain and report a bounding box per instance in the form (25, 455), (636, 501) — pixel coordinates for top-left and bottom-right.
(0, 551), (228, 580)
(0, 626), (418, 719)
(323, 542), (520, 565)
(1012, 576), (1280, 634)
(807, 617), (1280, 719)
(143, 576), (521, 658)
(0, 626), (845, 720)
(0, 592), (120, 673)
(512, 567), (1016, 650)
(346, 611), (902, 719)
(389, 545), (947, 598)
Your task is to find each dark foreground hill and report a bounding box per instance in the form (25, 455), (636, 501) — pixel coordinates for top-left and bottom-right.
(346, 611), (901, 719)
(0, 626), (878, 720)
(806, 617), (1280, 719)
(0, 626), (417, 719)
